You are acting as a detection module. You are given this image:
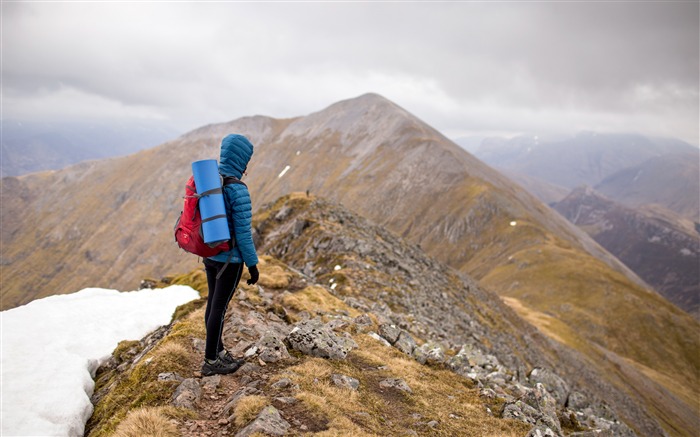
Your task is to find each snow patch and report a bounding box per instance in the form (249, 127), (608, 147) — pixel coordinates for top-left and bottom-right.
(1, 285), (199, 437)
(278, 165), (291, 178)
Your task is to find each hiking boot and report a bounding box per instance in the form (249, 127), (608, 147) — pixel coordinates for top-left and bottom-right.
(201, 357), (242, 376)
(219, 349), (245, 367)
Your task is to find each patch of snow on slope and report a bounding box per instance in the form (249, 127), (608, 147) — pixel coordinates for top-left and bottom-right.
(1, 285), (199, 436)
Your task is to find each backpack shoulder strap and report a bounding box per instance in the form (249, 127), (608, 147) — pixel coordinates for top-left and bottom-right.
(220, 176), (246, 251)
(223, 176), (247, 187)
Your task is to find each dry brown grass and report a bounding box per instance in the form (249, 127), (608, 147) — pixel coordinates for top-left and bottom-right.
(283, 335), (530, 437)
(281, 285), (359, 319)
(501, 296), (582, 349)
(111, 407), (179, 437)
(312, 417), (379, 437)
(233, 395), (269, 427)
(256, 256), (292, 289)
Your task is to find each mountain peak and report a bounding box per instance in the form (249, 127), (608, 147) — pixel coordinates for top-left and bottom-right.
(311, 92), (408, 123)
(333, 92), (394, 107)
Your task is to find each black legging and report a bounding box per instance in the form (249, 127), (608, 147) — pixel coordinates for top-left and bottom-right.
(203, 259), (244, 361)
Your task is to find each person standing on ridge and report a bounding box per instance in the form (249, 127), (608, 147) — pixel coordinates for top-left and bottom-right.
(201, 134), (259, 376)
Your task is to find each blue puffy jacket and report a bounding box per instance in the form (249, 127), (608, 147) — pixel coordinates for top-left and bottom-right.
(207, 134), (259, 267)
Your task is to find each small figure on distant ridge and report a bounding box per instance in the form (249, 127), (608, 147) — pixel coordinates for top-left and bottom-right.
(201, 134), (259, 376)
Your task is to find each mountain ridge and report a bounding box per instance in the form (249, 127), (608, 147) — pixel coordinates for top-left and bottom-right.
(470, 133), (699, 222)
(87, 193), (652, 436)
(2, 93), (697, 436)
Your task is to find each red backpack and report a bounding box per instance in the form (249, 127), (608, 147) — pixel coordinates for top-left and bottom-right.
(174, 175), (245, 258)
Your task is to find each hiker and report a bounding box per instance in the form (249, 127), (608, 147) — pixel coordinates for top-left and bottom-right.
(201, 134), (260, 376)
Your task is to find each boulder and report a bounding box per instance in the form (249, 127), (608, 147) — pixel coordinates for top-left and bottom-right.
(271, 378), (293, 390)
(368, 332), (392, 347)
(502, 400), (538, 426)
(379, 378), (413, 393)
(412, 342), (446, 366)
(327, 318), (351, 332)
(202, 375), (221, 391)
(222, 386), (260, 418)
(353, 313), (373, 330)
(378, 324), (401, 344)
(235, 405), (290, 437)
(522, 383), (562, 434)
(446, 347), (471, 374)
(256, 334), (291, 363)
(526, 426), (558, 437)
(285, 318), (357, 360)
(565, 390), (589, 411)
(529, 368), (570, 407)
(394, 331), (417, 355)
(171, 378), (201, 410)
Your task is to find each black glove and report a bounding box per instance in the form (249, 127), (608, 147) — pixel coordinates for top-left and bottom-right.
(247, 265), (259, 285)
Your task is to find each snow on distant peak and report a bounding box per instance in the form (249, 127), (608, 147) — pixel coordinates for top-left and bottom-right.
(1, 285), (199, 437)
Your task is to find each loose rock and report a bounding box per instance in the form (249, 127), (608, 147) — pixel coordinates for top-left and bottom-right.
(394, 331), (417, 355)
(379, 378), (413, 393)
(256, 334), (291, 363)
(171, 378), (201, 410)
(331, 373), (360, 390)
(285, 318), (358, 360)
(529, 368), (570, 407)
(235, 405), (290, 437)
(378, 324), (401, 344)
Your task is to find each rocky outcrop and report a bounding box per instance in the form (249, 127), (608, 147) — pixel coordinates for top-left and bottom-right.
(331, 374), (360, 390)
(172, 378), (202, 410)
(235, 406), (290, 437)
(285, 318), (358, 360)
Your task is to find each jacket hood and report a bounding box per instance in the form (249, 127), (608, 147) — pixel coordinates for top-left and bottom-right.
(219, 134), (254, 178)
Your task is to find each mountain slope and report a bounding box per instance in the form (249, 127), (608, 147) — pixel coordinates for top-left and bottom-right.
(595, 151), (700, 221)
(89, 194), (648, 436)
(2, 94), (698, 435)
(553, 187), (700, 319)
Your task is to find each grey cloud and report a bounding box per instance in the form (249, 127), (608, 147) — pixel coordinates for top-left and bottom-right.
(2, 2), (698, 144)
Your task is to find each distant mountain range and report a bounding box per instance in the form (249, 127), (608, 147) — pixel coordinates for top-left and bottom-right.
(2, 94), (697, 436)
(467, 133), (699, 218)
(464, 131), (700, 315)
(1, 119), (181, 177)
(595, 151), (700, 221)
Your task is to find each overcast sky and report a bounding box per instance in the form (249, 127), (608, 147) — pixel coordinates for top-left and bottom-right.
(3, 2), (699, 145)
